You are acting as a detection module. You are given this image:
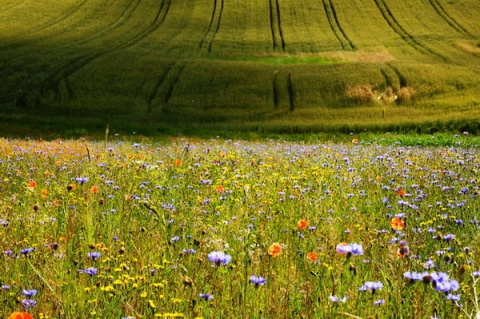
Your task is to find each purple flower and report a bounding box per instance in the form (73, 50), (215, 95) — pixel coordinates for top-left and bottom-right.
(21, 289), (38, 297)
(445, 294), (460, 301)
(2, 285), (11, 290)
(75, 177), (89, 184)
(336, 243), (363, 255)
(21, 299), (37, 310)
(373, 299), (385, 306)
(182, 249), (197, 254)
(350, 243), (364, 255)
(199, 293), (214, 301)
(79, 267), (98, 276)
(328, 295), (347, 303)
(359, 281), (383, 292)
(20, 247), (36, 255)
(207, 251), (232, 265)
(87, 252), (101, 260)
(404, 271), (428, 281)
(443, 234), (455, 241)
(249, 275), (267, 286)
(424, 260), (435, 269)
(430, 272), (459, 293)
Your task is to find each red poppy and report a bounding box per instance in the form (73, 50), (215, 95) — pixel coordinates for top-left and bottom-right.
(297, 219), (308, 229)
(215, 185), (225, 193)
(90, 185), (99, 194)
(390, 217), (405, 231)
(395, 189), (405, 196)
(268, 243), (282, 257)
(8, 312), (34, 319)
(27, 180), (37, 189)
(307, 252), (318, 261)
(174, 159), (182, 166)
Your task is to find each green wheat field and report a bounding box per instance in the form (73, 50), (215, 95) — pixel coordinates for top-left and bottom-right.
(0, 0), (479, 137)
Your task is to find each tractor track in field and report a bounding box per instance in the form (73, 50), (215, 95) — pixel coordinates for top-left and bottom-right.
(268, 0), (285, 52)
(272, 73), (280, 108)
(287, 73), (295, 112)
(372, 0), (447, 61)
(146, 62), (175, 112)
(198, 0), (224, 54)
(35, 0), (172, 104)
(427, 0), (472, 36)
(386, 63), (408, 87)
(271, 72), (294, 111)
(146, 61), (187, 113)
(321, 0), (355, 50)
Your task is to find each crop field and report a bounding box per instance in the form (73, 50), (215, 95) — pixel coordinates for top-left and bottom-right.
(0, 0), (479, 136)
(0, 136), (479, 319)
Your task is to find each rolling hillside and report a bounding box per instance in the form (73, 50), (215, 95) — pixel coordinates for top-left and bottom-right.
(1, 0), (479, 135)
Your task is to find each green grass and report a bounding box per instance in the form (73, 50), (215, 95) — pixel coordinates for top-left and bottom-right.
(0, 0), (479, 137)
(1, 137), (480, 319)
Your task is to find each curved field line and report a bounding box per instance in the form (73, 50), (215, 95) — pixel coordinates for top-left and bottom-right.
(198, 0), (224, 53)
(287, 73), (294, 112)
(323, 0), (355, 50)
(386, 63), (407, 87)
(427, 0), (472, 36)
(38, 0), (173, 102)
(162, 62), (187, 105)
(272, 73), (280, 108)
(372, 0), (447, 61)
(146, 63), (175, 113)
(268, 0), (285, 51)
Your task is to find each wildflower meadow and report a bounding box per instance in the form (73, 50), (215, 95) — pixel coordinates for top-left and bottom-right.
(0, 136), (479, 319)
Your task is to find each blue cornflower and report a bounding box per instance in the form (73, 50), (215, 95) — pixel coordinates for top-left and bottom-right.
(443, 234), (456, 241)
(430, 272), (459, 293)
(445, 294), (460, 301)
(359, 281), (383, 292)
(328, 295), (347, 303)
(87, 252), (101, 260)
(336, 243), (364, 255)
(21, 299), (37, 310)
(21, 289), (38, 297)
(373, 299), (385, 306)
(199, 293), (214, 301)
(207, 251), (232, 265)
(404, 271), (428, 281)
(20, 247), (36, 255)
(249, 275), (267, 286)
(1, 285), (11, 290)
(75, 177), (89, 184)
(424, 260), (435, 269)
(182, 249), (197, 254)
(79, 267), (98, 276)
(350, 243), (364, 255)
